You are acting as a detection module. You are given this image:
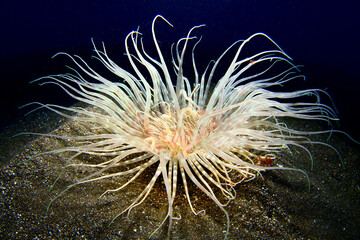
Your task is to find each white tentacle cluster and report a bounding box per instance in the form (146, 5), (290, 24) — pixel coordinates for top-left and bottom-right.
(26, 15), (338, 239)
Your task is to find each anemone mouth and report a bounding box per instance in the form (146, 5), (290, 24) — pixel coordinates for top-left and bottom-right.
(24, 15), (340, 239)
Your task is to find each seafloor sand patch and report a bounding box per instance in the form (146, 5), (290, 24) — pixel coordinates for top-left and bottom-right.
(1, 107), (359, 239)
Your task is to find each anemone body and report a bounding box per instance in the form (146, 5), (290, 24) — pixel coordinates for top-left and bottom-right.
(30, 15), (337, 239)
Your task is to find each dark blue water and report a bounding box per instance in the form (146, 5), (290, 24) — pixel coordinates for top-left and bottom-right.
(1, 0), (359, 139)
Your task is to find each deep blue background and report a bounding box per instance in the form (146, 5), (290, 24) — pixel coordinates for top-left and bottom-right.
(1, 0), (359, 139)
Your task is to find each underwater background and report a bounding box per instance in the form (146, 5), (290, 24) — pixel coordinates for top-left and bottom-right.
(0, 1), (360, 239)
(1, 0), (360, 140)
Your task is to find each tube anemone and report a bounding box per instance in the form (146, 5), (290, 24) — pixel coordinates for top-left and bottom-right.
(26, 15), (338, 239)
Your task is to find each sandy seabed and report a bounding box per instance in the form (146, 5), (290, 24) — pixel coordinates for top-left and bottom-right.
(1, 106), (359, 239)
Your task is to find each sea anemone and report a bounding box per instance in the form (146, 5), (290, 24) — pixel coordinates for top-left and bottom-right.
(26, 15), (338, 239)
